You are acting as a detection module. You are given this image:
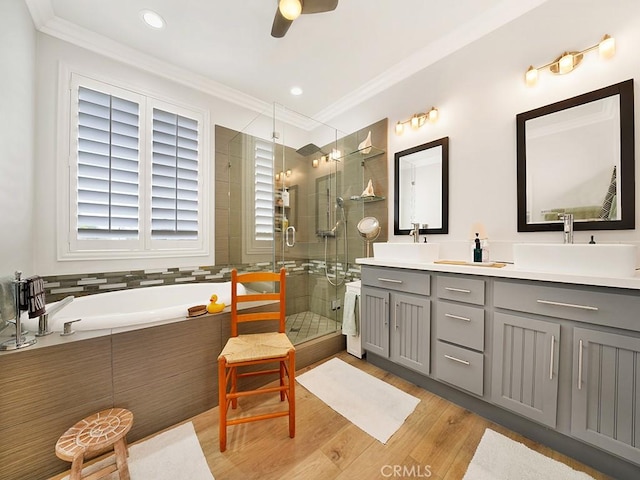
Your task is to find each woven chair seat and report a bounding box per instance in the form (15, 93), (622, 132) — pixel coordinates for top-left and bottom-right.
(219, 332), (294, 364)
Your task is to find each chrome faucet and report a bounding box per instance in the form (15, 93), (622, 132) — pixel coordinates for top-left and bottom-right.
(410, 222), (421, 243)
(37, 295), (74, 336)
(559, 213), (574, 244)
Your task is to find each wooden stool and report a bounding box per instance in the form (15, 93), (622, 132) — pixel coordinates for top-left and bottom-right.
(55, 408), (133, 480)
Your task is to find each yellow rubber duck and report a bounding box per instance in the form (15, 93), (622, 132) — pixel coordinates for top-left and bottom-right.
(206, 294), (226, 314)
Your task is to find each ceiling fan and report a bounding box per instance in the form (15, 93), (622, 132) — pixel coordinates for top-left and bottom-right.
(271, 0), (339, 38)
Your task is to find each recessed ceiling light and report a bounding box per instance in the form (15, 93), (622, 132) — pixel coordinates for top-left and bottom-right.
(140, 10), (165, 29)
(290, 86), (303, 96)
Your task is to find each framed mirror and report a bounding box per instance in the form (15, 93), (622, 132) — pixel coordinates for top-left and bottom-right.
(517, 79), (635, 232)
(394, 137), (449, 235)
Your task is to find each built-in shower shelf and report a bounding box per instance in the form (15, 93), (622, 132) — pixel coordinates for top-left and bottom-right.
(340, 146), (385, 162)
(349, 195), (386, 203)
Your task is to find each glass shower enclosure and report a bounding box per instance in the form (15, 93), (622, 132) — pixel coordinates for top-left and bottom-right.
(224, 104), (387, 345)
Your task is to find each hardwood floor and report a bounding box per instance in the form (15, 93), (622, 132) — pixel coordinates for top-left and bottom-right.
(191, 352), (610, 480)
(51, 351), (611, 480)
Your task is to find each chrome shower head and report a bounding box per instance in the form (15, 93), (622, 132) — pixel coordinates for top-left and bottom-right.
(336, 196), (344, 208)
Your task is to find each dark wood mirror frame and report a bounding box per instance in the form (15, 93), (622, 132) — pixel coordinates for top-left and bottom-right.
(517, 79), (635, 232)
(394, 136), (449, 236)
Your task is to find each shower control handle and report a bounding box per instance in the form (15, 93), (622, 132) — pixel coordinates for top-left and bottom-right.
(285, 226), (296, 247)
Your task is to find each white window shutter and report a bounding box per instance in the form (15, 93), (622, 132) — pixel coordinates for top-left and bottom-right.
(76, 86), (140, 239)
(151, 109), (199, 240)
(254, 139), (274, 241)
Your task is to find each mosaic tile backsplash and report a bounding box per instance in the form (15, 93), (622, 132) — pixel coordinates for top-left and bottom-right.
(42, 261), (361, 303)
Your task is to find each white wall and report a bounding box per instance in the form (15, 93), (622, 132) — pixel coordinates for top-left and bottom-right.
(3, 0), (640, 275)
(329, 0), (640, 260)
(0, 0), (36, 276)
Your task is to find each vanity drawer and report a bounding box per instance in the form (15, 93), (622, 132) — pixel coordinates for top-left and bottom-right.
(436, 275), (485, 306)
(361, 266), (430, 296)
(436, 301), (485, 351)
(435, 341), (484, 396)
(494, 280), (640, 331)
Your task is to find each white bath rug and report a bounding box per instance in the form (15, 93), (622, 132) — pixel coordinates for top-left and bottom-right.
(296, 357), (420, 443)
(463, 429), (595, 480)
(62, 421), (214, 480)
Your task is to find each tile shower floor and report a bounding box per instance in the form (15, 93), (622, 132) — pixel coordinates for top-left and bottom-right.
(286, 311), (340, 345)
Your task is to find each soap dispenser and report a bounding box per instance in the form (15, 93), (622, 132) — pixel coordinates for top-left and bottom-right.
(473, 233), (482, 262)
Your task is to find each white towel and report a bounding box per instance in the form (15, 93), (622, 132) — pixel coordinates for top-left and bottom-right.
(342, 290), (358, 336)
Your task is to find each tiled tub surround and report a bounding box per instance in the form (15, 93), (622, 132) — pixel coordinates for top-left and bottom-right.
(0, 304), (346, 480)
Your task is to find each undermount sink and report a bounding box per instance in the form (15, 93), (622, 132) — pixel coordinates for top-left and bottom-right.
(372, 242), (440, 263)
(513, 243), (637, 277)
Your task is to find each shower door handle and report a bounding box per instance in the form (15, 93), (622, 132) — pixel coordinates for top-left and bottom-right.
(285, 226), (296, 247)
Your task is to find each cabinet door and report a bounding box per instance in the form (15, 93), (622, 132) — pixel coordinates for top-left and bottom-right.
(361, 286), (389, 357)
(572, 328), (640, 465)
(491, 312), (560, 427)
(391, 293), (430, 375)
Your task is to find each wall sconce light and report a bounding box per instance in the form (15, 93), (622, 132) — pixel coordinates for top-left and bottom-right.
(312, 158), (319, 168)
(395, 107), (439, 135)
(286, 169), (292, 177)
(525, 34), (616, 87)
(275, 171), (282, 181)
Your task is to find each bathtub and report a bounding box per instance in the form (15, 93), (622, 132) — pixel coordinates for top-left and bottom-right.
(21, 282), (245, 332)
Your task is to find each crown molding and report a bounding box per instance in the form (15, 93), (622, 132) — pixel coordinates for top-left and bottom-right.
(24, 0), (55, 29)
(27, 0), (550, 129)
(27, 1), (314, 130)
(313, 0), (551, 123)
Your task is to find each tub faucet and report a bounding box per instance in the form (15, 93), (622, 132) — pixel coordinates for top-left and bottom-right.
(37, 295), (74, 336)
(410, 222), (421, 243)
(559, 213), (574, 244)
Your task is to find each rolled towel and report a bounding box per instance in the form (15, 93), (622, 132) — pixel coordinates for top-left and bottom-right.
(342, 290), (358, 336)
(25, 276), (46, 318)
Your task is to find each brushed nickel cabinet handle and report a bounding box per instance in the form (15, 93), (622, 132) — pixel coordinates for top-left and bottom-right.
(395, 302), (398, 330)
(378, 277), (403, 284)
(578, 339), (584, 390)
(537, 299), (598, 311)
(549, 335), (555, 380)
(444, 354), (470, 366)
(445, 313), (471, 322)
(445, 287), (471, 293)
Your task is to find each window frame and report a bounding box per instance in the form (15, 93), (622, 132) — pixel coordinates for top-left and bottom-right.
(59, 70), (210, 261)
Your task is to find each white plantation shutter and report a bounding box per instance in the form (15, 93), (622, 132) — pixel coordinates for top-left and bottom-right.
(65, 73), (209, 259)
(76, 86), (140, 239)
(151, 109), (199, 240)
(254, 139), (274, 241)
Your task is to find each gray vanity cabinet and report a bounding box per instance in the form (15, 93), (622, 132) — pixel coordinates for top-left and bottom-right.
(571, 327), (640, 465)
(434, 275), (486, 396)
(361, 266), (431, 375)
(491, 312), (560, 428)
(361, 286), (390, 357)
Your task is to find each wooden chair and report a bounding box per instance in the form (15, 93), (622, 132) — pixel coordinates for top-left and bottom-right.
(218, 268), (295, 452)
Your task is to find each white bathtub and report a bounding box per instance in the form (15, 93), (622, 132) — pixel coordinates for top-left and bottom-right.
(21, 282), (245, 332)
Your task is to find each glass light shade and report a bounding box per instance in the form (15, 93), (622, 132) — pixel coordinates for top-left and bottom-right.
(599, 35), (616, 59)
(395, 122), (405, 135)
(410, 115), (421, 130)
(428, 108), (439, 123)
(141, 10), (165, 29)
(312, 158), (319, 168)
(558, 54), (575, 74)
(525, 66), (538, 86)
(279, 0), (302, 20)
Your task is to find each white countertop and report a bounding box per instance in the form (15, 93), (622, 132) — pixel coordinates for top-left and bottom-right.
(356, 258), (640, 291)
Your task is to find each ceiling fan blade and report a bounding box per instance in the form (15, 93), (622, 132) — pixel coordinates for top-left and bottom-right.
(301, 0), (339, 14)
(271, 9), (294, 38)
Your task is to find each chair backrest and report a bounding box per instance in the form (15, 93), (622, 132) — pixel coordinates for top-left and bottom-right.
(230, 268), (286, 337)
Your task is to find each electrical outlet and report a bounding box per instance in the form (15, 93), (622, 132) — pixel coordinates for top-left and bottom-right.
(331, 299), (341, 311)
